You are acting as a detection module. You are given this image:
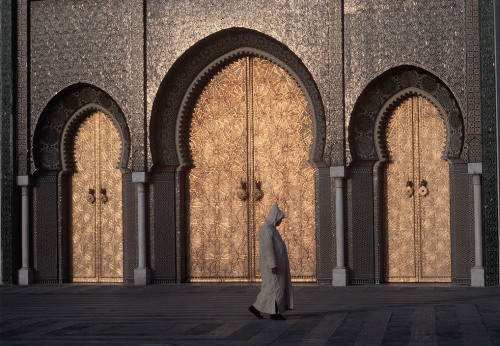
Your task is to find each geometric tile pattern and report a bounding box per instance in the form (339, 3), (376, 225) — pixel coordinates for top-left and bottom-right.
(344, 0), (467, 145)
(29, 0), (144, 171)
(479, 0), (498, 286)
(1, 0), (17, 284)
(148, 1), (333, 167)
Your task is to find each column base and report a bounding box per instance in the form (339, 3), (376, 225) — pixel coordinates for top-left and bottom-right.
(18, 268), (35, 285)
(134, 267), (151, 285)
(471, 266), (485, 287)
(332, 267), (349, 286)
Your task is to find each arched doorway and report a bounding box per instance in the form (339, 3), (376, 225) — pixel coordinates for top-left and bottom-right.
(187, 56), (316, 282)
(70, 111), (123, 282)
(383, 95), (451, 282)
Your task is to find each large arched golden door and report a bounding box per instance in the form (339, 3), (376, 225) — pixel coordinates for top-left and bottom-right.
(188, 56), (315, 282)
(70, 111), (123, 282)
(384, 96), (451, 282)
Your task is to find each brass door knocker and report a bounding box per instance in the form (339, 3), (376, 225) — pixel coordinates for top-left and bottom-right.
(405, 181), (414, 198)
(87, 188), (96, 204)
(253, 180), (264, 201)
(236, 179), (249, 201)
(100, 188), (108, 203)
(419, 180), (428, 197)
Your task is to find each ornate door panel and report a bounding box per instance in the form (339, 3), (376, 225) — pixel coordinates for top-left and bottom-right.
(71, 111), (123, 282)
(189, 58), (249, 281)
(384, 96), (450, 282)
(188, 56), (315, 282)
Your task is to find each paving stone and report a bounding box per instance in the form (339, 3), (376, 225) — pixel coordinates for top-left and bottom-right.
(0, 284), (499, 345)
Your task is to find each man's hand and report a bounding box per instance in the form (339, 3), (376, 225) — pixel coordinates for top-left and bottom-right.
(272, 267), (278, 275)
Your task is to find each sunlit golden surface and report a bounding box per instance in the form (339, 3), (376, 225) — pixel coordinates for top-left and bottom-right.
(385, 96), (450, 282)
(188, 57), (315, 282)
(71, 112), (123, 283)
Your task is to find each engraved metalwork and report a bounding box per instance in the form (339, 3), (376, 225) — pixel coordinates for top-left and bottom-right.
(87, 188), (96, 204)
(384, 96), (451, 282)
(418, 180), (429, 197)
(71, 112), (123, 283)
(188, 58), (249, 282)
(188, 57), (315, 282)
(236, 180), (249, 201)
(406, 181), (414, 198)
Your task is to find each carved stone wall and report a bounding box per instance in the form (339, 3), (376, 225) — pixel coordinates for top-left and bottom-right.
(349, 67), (464, 165)
(1, 0), (18, 284)
(344, 1), (467, 134)
(33, 84), (131, 172)
(30, 0), (144, 171)
(316, 168), (333, 283)
(6, 0), (493, 285)
(149, 172), (176, 283)
(479, 0), (498, 286)
(122, 173), (137, 284)
(346, 164), (375, 284)
(33, 173), (59, 283)
(147, 0), (335, 167)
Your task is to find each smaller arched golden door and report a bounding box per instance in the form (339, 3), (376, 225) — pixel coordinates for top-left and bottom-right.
(384, 96), (451, 282)
(70, 111), (123, 282)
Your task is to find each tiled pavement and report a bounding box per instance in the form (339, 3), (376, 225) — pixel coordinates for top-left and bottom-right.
(0, 283), (499, 345)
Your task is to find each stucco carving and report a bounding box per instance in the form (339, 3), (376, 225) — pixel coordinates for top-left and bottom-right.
(33, 84), (131, 172)
(150, 28), (326, 169)
(349, 67), (464, 163)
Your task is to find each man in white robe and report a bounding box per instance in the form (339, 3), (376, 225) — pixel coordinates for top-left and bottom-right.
(249, 202), (293, 320)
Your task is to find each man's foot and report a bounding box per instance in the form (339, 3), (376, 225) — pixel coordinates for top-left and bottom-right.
(271, 314), (286, 320)
(248, 305), (263, 319)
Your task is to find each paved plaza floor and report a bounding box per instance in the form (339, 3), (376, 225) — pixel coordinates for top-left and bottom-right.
(0, 283), (499, 345)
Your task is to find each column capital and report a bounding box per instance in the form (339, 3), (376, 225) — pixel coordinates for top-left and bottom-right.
(330, 166), (345, 178)
(132, 172), (149, 184)
(468, 163), (482, 175)
(16, 175), (31, 186)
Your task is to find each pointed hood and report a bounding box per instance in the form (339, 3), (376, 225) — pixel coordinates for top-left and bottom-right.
(265, 202), (285, 227)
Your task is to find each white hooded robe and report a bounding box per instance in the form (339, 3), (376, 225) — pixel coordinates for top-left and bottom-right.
(253, 203), (294, 314)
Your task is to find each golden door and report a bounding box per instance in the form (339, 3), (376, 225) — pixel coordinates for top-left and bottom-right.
(384, 96), (451, 282)
(188, 57), (315, 282)
(70, 111), (123, 283)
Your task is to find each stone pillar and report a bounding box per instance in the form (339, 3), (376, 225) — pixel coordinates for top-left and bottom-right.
(469, 163), (485, 286)
(132, 172), (151, 285)
(17, 176), (34, 285)
(331, 166), (349, 286)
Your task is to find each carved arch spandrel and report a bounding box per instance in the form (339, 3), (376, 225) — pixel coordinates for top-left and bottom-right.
(33, 84), (131, 173)
(348, 67), (464, 164)
(150, 28), (326, 170)
(374, 87), (460, 163)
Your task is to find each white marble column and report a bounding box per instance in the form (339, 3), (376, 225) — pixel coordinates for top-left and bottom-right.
(469, 163), (485, 286)
(132, 172), (151, 285)
(331, 166), (349, 286)
(17, 176), (34, 285)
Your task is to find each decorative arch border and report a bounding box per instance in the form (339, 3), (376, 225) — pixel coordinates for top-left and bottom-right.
(150, 27), (326, 169)
(348, 66), (464, 163)
(33, 83), (131, 172)
(346, 66), (471, 284)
